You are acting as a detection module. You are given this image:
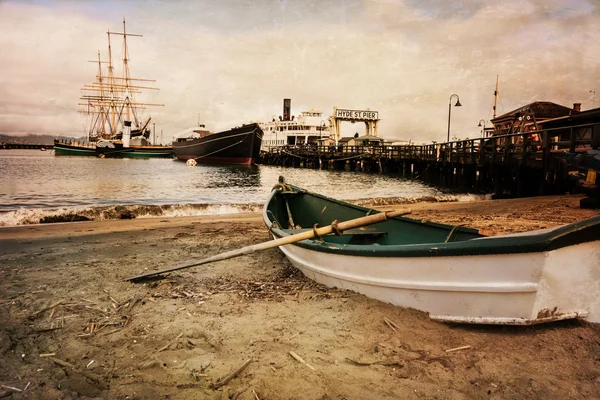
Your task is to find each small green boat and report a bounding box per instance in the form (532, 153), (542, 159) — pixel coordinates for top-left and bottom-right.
(263, 178), (600, 325)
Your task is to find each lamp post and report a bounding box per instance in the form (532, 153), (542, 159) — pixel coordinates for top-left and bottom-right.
(477, 119), (486, 138)
(447, 94), (462, 143)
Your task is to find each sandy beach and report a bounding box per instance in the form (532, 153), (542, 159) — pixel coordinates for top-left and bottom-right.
(1, 194), (599, 400)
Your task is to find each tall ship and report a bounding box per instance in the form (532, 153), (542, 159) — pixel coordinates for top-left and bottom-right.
(172, 123), (263, 165)
(54, 19), (172, 158)
(259, 99), (331, 151)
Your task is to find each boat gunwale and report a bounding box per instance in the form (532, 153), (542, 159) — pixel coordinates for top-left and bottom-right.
(263, 185), (600, 258)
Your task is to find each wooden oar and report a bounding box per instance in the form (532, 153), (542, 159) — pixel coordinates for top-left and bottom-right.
(125, 208), (411, 282)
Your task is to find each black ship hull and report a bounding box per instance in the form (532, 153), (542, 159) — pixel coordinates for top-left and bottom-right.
(172, 123), (263, 165)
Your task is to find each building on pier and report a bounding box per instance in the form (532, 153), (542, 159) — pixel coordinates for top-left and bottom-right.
(540, 105), (600, 151)
(338, 134), (386, 147)
(490, 101), (580, 135)
(329, 106), (381, 144)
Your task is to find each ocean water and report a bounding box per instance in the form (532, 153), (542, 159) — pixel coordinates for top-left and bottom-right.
(0, 149), (483, 226)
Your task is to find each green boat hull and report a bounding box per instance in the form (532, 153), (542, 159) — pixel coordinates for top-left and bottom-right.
(119, 151), (173, 159)
(53, 142), (97, 156)
(54, 140), (173, 158)
(98, 147), (174, 159)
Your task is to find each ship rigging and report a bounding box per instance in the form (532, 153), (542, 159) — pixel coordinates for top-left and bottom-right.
(78, 18), (163, 142)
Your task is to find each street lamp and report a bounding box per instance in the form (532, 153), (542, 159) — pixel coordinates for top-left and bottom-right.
(447, 94), (462, 142)
(477, 119), (486, 138)
(319, 120), (327, 150)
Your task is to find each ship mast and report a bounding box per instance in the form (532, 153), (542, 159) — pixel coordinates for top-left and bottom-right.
(107, 30), (116, 134)
(78, 18), (163, 140)
(108, 18), (143, 130)
(80, 51), (110, 139)
(95, 51), (106, 138)
(493, 75), (499, 119)
(122, 18), (132, 123)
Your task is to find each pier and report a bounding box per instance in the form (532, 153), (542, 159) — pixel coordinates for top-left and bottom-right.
(259, 122), (600, 199)
(1, 143), (53, 150)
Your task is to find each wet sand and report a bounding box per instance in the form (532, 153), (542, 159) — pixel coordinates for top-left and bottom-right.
(0, 194), (599, 399)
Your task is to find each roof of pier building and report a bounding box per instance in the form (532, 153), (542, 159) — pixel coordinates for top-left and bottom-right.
(491, 101), (577, 134)
(539, 106), (600, 128)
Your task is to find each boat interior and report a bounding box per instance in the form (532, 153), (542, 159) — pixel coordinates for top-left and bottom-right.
(266, 188), (484, 246)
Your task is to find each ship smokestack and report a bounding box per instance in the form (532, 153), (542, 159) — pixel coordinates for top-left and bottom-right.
(283, 99), (291, 121)
(123, 120), (132, 148)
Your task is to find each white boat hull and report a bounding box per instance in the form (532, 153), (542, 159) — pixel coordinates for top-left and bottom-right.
(278, 240), (600, 325)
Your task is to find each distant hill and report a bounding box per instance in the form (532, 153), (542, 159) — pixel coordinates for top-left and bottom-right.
(0, 134), (80, 145)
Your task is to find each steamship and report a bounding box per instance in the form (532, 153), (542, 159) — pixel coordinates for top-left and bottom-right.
(172, 123), (263, 165)
(259, 99), (331, 151)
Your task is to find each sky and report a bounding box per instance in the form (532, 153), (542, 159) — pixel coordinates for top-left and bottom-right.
(0, 0), (599, 143)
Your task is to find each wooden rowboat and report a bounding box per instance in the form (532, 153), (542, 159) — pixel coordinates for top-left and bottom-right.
(263, 179), (600, 325)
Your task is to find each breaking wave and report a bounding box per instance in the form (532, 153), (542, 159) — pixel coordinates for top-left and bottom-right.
(0, 203), (264, 227)
(0, 193), (490, 227)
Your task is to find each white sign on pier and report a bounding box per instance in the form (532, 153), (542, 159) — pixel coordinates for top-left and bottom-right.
(335, 109), (379, 120)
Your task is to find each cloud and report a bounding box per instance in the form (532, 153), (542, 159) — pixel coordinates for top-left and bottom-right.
(0, 0), (598, 143)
